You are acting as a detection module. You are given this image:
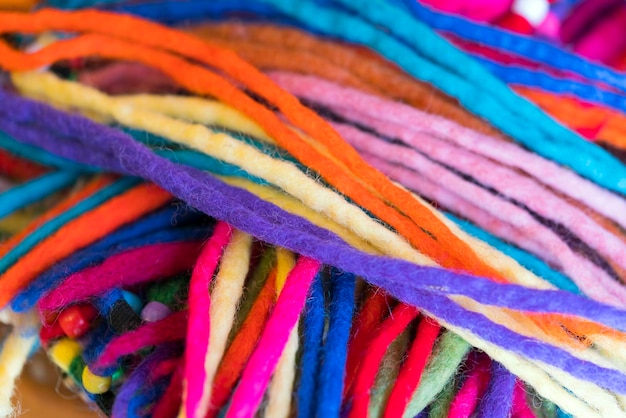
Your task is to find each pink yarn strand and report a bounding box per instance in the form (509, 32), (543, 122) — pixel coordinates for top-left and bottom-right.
(448, 353), (492, 418)
(38, 240), (204, 312)
(225, 257), (321, 418)
(185, 221), (233, 418)
(335, 123), (626, 305)
(269, 71), (626, 230)
(512, 380), (537, 418)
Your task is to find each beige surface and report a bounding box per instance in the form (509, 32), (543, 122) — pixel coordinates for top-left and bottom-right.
(13, 351), (100, 418)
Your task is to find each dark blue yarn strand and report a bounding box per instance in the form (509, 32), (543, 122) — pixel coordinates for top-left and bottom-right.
(476, 361), (516, 418)
(472, 54), (626, 114)
(297, 270), (326, 418)
(397, 0), (626, 93)
(0, 177), (139, 278)
(82, 320), (117, 373)
(11, 222), (210, 312)
(414, 408), (429, 418)
(127, 377), (170, 418)
(315, 268), (356, 418)
(95, 288), (125, 316)
(0, 171), (80, 221)
(110, 0), (287, 25)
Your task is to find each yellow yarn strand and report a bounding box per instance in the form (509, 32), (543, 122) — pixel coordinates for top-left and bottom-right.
(275, 248), (296, 295)
(220, 176), (380, 255)
(202, 230), (253, 416)
(117, 94), (272, 143)
(119, 94), (371, 197)
(12, 71), (434, 268)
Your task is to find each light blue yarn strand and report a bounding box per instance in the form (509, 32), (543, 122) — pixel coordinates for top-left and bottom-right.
(445, 213), (580, 294)
(0, 171), (80, 221)
(0, 177), (139, 276)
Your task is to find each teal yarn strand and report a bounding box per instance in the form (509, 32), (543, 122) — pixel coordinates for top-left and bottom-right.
(0, 130), (98, 172)
(445, 213), (580, 294)
(125, 128), (276, 184)
(0, 171), (80, 221)
(0, 177), (139, 277)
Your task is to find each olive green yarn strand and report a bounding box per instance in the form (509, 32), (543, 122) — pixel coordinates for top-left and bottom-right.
(428, 371), (458, 418)
(540, 399), (559, 418)
(228, 246), (276, 341)
(403, 332), (471, 418)
(146, 274), (190, 309)
(369, 326), (411, 417)
(527, 385), (557, 418)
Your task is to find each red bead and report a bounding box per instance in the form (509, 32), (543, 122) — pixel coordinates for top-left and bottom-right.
(58, 304), (98, 338)
(39, 321), (65, 346)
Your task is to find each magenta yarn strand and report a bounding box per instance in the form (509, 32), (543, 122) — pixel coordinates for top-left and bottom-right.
(225, 257), (321, 418)
(185, 221), (233, 418)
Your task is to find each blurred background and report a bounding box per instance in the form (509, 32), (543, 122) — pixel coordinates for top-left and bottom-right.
(14, 350), (99, 418)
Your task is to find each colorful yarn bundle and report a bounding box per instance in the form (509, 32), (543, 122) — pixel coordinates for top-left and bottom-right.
(1, 1), (626, 418)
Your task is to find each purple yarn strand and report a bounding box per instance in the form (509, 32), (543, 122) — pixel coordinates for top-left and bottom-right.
(2, 90), (626, 331)
(3, 90), (626, 393)
(111, 345), (180, 418)
(476, 361), (516, 418)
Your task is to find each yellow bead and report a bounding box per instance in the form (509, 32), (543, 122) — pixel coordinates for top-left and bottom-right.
(82, 367), (112, 395)
(49, 338), (82, 373)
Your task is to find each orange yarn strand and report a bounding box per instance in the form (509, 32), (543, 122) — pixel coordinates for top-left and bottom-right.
(0, 10), (505, 280)
(0, 182), (171, 306)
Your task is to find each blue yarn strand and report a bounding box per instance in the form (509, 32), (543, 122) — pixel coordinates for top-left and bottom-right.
(315, 268), (356, 418)
(297, 270), (326, 418)
(398, 0), (626, 93)
(471, 55), (626, 114)
(111, 0), (285, 25)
